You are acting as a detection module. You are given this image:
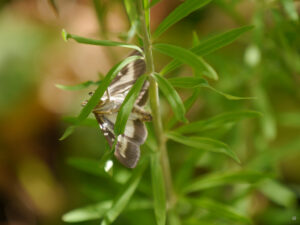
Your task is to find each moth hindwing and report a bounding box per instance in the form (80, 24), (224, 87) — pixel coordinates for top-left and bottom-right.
(87, 50), (152, 168)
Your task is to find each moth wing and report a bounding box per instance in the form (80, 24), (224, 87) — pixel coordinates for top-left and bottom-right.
(108, 50), (146, 97)
(93, 113), (116, 147)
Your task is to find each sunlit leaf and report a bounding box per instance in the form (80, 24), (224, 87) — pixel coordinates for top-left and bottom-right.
(152, 0), (212, 39)
(183, 170), (269, 194)
(154, 43), (218, 80)
(62, 29), (143, 53)
(175, 110), (261, 134)
(101, 160), (148, 225)
(281, 0), (299, 21)
(151, 152), (166, 225)
(55, 80), (100, 91)
(189, 198), (252, 224)
(161, 25), (254, 75)
(114, 74), (148, 135)
(166, 132), (240, 163)
(153, 73), (187, 122)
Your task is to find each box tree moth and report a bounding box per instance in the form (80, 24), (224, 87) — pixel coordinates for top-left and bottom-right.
(82, 50), (151, 168)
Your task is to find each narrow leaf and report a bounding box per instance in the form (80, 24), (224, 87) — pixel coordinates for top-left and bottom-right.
(161, 25), (254, 75)
(48, 0), (59, 15)
(259, 179), (296, 208)
(153, 43), (218, 80)
(168, 77), (208, 88)
(152, 0), (212, 39)
(62, 29), (142, 53)
(55, 80), (100, 91)
(63, 117), (98, 127)
(114, 74), (148, 135)
(189, 198), (252, 224)
(59, 126), (75, 141)
(101, 160), (147, 225)
(281, 0), (299, 21)
(175, 110), (261, 134)
(59, 55), (142, 140)
(153, 73), (186, 122)
(183, 170), (269, 193)
(167, 132), (240, 163)
(151, 153), (166, 225)
(63, 201), (112, 223)
(149, 0), (161, 8)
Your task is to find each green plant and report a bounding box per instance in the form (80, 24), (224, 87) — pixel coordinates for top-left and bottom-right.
(57, 0), (299, 225)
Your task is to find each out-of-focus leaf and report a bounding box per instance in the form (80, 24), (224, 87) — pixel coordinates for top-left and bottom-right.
(152, 0), (212, 39)
(67, 157), (108, 177)
(59, 55), (142, 140)
(154, 73), (187, 122)
(258, 207), (300, 225)
(168, 77), (208, 88)
(175, 111), (261, 134)
(62, 201), (112, 223)
(154, 43), (218, 80)
(189, 198), (252, 224)
(63, 117), (98, 127)
(55, 80), (100, 91)
(281, 0), (299, 21)
(183, 170), (269, 193)
(149, 0), (161, 8)
(161, 25), (253, 75)
(101, 160), (147, 225)
(192, 31), (201, 46)
(166, 132), (240, 163)
(279, 112), (300, 127)
(114, 75), (147, 135)
(62, 29), (142, 53)
(48, 0), (59, 15)
(151, 153), (166, 225)
(259, 179), (296, 208)
(62, 198), (152, 223)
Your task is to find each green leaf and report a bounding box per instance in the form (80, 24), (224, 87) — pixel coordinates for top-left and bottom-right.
(59, 55), (142, 140)
(101, 160), (148, 225)
(152, 0), (212, 39)
(62, 29), (143, 53)
(63, 117), (98, 127)
(166, 132), (240, 163)
(183, 170), (269, 193)
(62, 201), (112, 223)
(175, 110), (261, 134)
(55, 80), (100, 91)
(153, 43), (218, 80)
(149, 0), (161, 8)
(189, 198), (252, 224)
(161, 25), (254, 75)
(151, 153), (166, 225)
(67, 157), (108, 177)
(168, 77), (208, 88)
(281, 0), (299, 21)
(153, 73), (187, 122)
(259, 179), (296, 208)
(59, 126), (75, 141)
(114, 74), (148, 135)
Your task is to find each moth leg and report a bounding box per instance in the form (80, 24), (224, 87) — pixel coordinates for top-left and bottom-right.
(106, 89), (111, 102)
(132, 105), (152, 122)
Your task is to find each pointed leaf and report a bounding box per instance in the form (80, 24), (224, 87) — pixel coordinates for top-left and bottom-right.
(154, 43), (218, 80)
(168, 77), (208, 88)
(62, 29), (142, 53)
(114, 74), (148, 135)
(175, 110), (261, 134)
(161, 25), (254, 75)
(166, 132), (240, 163)
(189, 198), (252, 224)
(151, 153), (166, 225)
(55, 80), (100, 91)
(153, 73), (186, 122)
(101, 160), (147, 225)
(183, 170), (269, 193)
(152, 0), (212, 39)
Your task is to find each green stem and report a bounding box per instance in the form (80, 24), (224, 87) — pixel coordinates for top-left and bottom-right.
(137, 0), (176, 208)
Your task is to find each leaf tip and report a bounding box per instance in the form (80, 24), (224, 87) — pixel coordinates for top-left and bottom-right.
(62, 29), (69, 42)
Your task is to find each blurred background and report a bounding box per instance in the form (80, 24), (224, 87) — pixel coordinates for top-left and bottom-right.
(0, 0), (300, 225)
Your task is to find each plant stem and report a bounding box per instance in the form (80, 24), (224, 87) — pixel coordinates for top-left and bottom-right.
(137, 0), (176, 207)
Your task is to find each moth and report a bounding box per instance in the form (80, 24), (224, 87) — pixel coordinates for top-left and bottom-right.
(82, 51), (151, 168)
